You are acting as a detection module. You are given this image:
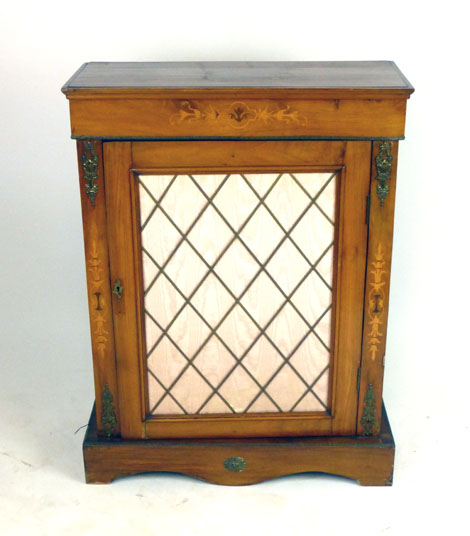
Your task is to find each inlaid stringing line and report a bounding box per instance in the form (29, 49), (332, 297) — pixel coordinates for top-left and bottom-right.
(147, 367), (189, 415)
(241, 172), (336, 291)
(289, 364), (330, 412)
(143, 175), (286, 413)
(140, 174), (178, 231)
(243, 301), (332, 413)
(143, 249), (281, 414)
(289, 172), (336, 226)
(142, 173), (282, 359)
(140, 172), (232, 298)
(196, 242), (334, 414)
(145, 306), (239, 414)
(189, 174), (333, 354)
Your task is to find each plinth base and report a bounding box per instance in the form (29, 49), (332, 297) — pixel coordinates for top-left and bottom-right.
(83, 404), (394, 486)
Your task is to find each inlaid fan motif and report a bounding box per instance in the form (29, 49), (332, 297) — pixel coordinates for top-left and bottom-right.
(139, 172), (336, 415)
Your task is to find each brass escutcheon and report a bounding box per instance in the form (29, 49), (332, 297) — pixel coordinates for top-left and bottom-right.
(112, 279), (123, 300)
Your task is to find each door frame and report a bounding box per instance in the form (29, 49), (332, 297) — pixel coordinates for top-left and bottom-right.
(104, 140), (371, 439)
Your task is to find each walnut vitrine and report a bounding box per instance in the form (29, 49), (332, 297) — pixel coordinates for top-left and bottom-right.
(62, 61), (413, 485)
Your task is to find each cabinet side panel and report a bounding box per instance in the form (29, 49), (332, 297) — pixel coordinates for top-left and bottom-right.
(357, 141), (399, 435)
(76, 140), (120, 437)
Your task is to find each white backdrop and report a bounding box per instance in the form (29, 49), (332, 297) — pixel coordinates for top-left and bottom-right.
(1, 1), (468, 534)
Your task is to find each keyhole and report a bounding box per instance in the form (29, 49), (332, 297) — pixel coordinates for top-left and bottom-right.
(113, 279), (123, 300)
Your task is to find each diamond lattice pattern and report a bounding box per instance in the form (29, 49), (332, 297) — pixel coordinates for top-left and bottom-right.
(140, 172), (336, 415)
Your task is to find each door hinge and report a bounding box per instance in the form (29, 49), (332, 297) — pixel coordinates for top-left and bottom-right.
(356, 366), (361, 393)
(365, 195), (371, 225)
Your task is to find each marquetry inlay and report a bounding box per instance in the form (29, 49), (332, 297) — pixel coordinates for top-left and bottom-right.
(87, 232), (108, 358)
(367, 244), (386, 362)
(170, 100), (306, 130)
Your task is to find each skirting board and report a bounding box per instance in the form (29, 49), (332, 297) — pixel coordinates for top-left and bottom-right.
(83, 403), (394, 486)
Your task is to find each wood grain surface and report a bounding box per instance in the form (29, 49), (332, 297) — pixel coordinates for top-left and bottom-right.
(76, 140), (120, 436)
(66, 97), (408, 139)
(63, 61), (413, 90)
(357, 141), (399, 435)
(83, 402), (395, 486)
(103, 140), (369, 439)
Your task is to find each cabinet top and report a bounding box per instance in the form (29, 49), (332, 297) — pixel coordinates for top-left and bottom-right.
(62, 61), (413, 139)
(62, 61), (413, 94)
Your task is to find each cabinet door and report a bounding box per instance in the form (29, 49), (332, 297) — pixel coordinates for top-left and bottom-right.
(104, 140), (370, 439)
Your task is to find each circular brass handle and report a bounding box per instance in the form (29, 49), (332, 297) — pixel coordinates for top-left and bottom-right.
(224, 456), (246, 472)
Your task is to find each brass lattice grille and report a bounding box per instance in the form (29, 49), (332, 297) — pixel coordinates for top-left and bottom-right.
(139, 172), (336, 415)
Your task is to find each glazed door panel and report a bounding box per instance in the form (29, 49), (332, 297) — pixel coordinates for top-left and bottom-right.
(140, 170), (335, 416)
(105, 140), (370, 439)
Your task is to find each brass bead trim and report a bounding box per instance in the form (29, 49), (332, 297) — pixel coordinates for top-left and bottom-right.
(81, 141), (99, 206)
(360, 384), (376, 436)
(375, 141), (393, 206)
(101, 384), (117, 438)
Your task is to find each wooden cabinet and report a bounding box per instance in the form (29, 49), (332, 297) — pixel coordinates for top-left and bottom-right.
(62, 61), (413, 485)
